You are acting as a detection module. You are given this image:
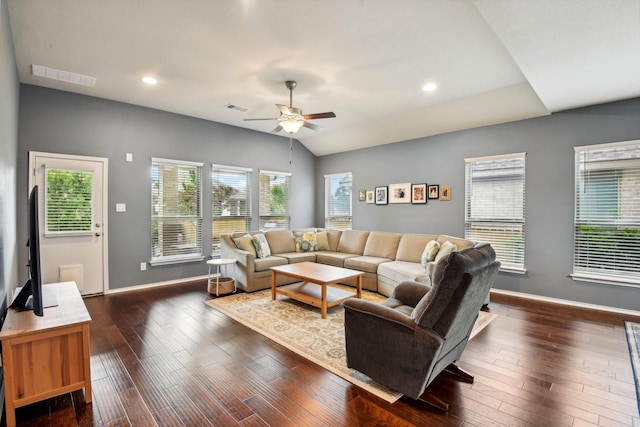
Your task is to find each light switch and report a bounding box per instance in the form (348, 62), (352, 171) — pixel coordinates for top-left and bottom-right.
(126, 153), (133, 162)
(116, 203), (126, 212)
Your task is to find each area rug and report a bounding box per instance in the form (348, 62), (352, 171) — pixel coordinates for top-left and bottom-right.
(205, 286), (496, 403)
(624, 321), (640, 414)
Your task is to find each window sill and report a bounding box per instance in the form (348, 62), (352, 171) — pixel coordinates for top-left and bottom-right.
(498, 264), (527, 275)
(150, 255), (205, 266)
(570, 273), (640, 289)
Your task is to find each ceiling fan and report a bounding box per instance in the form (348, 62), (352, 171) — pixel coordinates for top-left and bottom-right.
(244, 80), (336, 134)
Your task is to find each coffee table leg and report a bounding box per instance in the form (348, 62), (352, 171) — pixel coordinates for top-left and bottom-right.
(271, 270), (277, 300)
(321, 284), (328, 319)
(356, 276), (362, 298)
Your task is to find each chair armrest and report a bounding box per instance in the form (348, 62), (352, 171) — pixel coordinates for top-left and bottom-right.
(392, 281), (432, 307)
(343, 298), (416, 329)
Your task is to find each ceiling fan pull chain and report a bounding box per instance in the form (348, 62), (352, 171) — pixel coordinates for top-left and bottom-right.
(289, 137), (293, 164)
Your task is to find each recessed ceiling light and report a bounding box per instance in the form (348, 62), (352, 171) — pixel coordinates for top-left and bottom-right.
(422, 83), (437, 92)
(142, 76), (158, 85)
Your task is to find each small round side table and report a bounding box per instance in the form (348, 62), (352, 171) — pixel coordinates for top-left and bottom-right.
(207, 258), (237, 296)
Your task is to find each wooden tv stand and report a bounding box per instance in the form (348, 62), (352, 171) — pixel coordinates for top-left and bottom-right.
(0, 281), (92, 427)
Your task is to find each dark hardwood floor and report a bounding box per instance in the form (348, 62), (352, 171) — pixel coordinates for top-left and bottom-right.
(7, 280), (640, 426)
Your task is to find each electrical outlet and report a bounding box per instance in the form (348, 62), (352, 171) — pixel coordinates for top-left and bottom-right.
(140, 262), (147, 271)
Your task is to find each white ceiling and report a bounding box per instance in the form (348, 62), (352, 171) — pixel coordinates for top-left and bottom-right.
(7, 0), (640, 156)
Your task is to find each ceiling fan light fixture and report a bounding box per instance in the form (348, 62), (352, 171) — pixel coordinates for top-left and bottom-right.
(280, 117), (304, 134)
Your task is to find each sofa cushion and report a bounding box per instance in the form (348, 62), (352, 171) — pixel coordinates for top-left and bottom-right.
(316, 231), (330, 251)
(437, 235), (475, 251)
(315, 251), (359, 267)
(434, 241), (457, 262)
(395, 234), (438, 262)
(277, 252), (317, 264)
(363, 231), (401, 259)
(233, 234), (257, 256)
(421, 240), (440, 266)
(251, 233), (272, 258)
(336, 230), (369, 255)
(265, 230), (296, 254)
(344, 255), (392, 274)
(377, 260), (428, 284)
(319, 229), (343, 251)
(294, 231), (318, 252)
(254, 256), (288, 272)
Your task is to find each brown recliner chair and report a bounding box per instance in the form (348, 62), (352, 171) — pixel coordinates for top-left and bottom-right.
(343, 243), (500, 410)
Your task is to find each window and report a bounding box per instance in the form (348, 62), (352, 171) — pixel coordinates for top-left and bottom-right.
(465, 153), (526, 272)
(573, 140), (640, 285)
(259, 170), (291, 231)
(45, 168), (93, 235)
(212, 164), (251, 256)
(325, 172), (352, 230)
(151, 158), (203, 265)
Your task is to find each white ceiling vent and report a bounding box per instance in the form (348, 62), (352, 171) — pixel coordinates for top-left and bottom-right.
(32, 64), (96, 87)
(223, 103), (250, 113)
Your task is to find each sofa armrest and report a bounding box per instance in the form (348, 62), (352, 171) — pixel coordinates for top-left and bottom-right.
(391, 281), (432, 307)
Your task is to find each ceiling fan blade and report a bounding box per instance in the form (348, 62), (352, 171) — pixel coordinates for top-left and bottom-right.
(244, 118), (278, 121)
(277, 104), (292, 115)
(304, 112), (336, 120)
(272, 125), (283, 133)
(303, 121), (323, 131)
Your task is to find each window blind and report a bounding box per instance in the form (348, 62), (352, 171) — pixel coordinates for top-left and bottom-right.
(212, 164), (252, 256)
(45, 168), (94, 235)
(465, 153), (526, 272)
(573, 140), (640, 285)
(151, 158), (203, 265)
(325, 172), (352, 230)
(259, 170), (291, 231)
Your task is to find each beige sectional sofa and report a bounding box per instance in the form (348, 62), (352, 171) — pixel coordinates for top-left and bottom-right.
(220, 228), (480, 298)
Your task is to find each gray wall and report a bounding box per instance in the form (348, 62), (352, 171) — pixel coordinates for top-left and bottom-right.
(17, 85), (316, 290)
(0, 0), (19, 311)
(316, 98), (640, 311)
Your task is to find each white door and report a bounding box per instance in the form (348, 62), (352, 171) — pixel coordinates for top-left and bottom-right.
(29, 152), (108, 295)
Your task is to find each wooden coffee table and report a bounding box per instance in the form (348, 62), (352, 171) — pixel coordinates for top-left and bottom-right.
(270, 261), (363, 319)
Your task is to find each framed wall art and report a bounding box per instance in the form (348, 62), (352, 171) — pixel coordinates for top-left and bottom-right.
(411, 183), (427, 204)
(366, 190), (375, 204)
(439, 185), (451, 201)
(388, 183), (411, 204)
(359, 189), (366, 201)
(375, 186), (388, 205)
(428, 184), (440, 199)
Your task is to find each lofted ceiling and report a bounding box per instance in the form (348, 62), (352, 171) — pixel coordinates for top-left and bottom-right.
(6, 0), (640, 156)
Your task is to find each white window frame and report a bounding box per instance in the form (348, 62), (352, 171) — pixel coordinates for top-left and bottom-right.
(151, 158), (204, 265)
(259, 170), (291, 231)
(573, 140), (640, 287)
(212, 164), (252, 256)
(324, 172), (353, 230)
(465, 152), (526, 273)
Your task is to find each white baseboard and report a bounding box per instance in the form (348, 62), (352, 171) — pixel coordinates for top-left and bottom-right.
(106, 275), (208, 294)
(105, 278), (640, 318)
(491, 288), (640, 317)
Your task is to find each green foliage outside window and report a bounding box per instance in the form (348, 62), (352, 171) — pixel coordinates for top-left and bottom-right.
(46, 169), (93, 233)
(270, 183), (287, 214)
(575, 225), (640, 273)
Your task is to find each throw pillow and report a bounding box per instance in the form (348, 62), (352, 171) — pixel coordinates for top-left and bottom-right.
(233, 234), (257, 256)
(421, 240), (441, 266)
(294, 231), (318, 252)
(316, 231), (330, 251)
(251, 233), (272, 258)
(434, 240), (457, 262)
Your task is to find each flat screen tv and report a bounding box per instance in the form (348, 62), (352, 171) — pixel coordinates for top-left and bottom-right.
(11, 185), (45, 316)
